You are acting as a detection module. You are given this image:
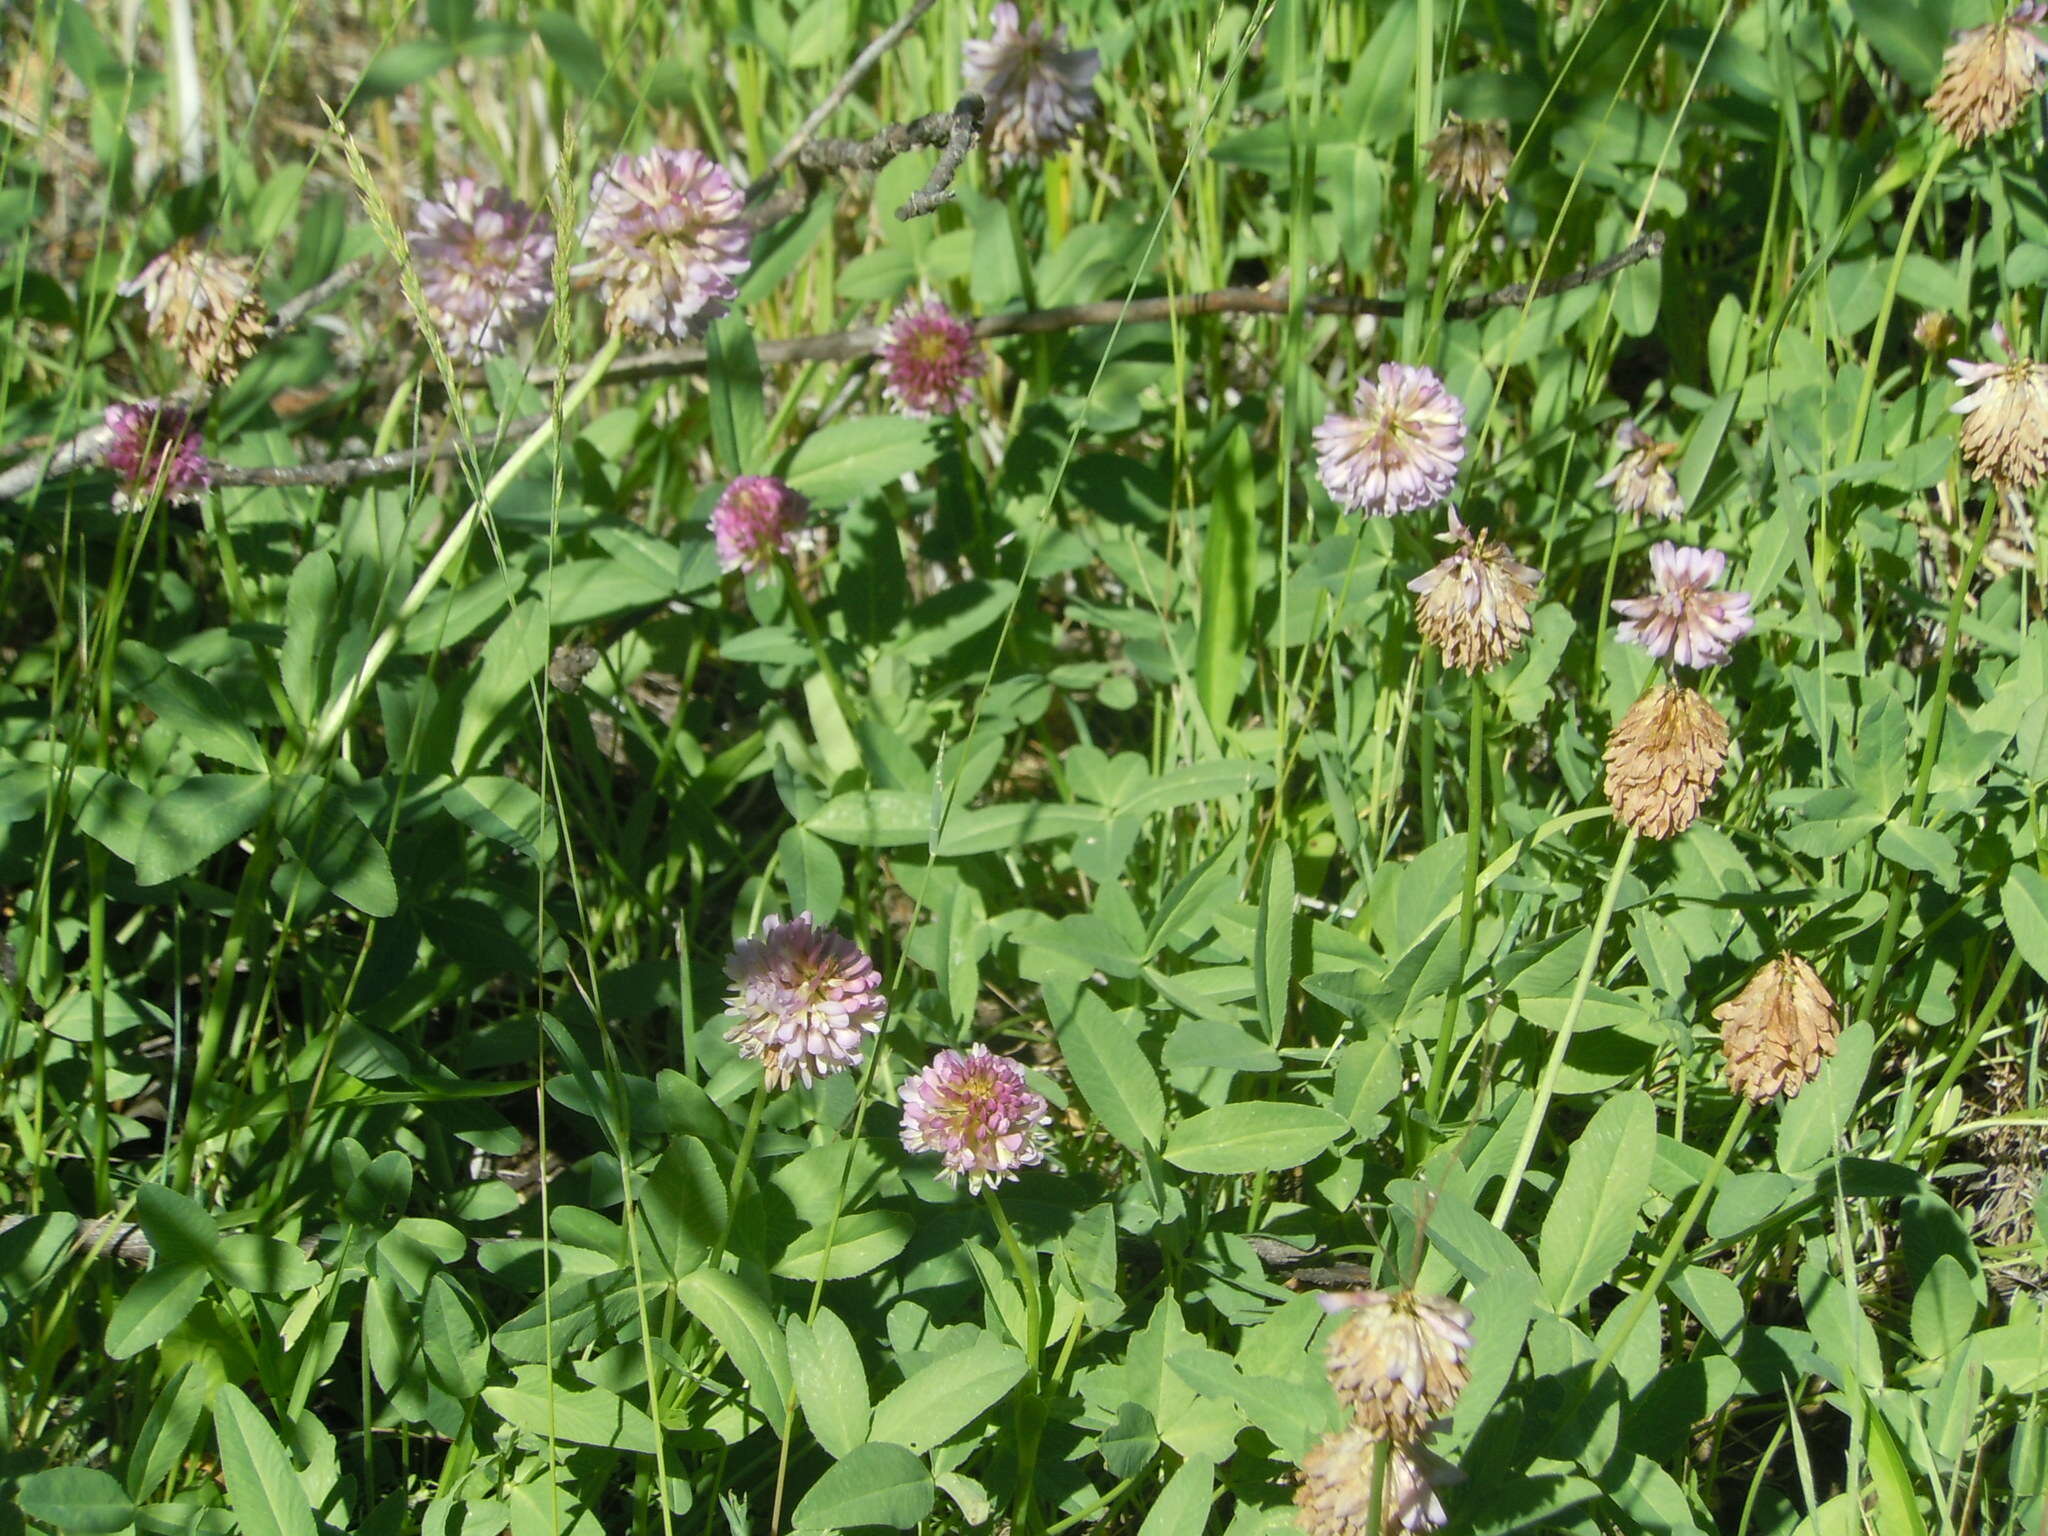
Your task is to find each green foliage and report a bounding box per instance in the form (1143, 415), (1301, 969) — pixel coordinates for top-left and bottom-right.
(2, 1), (2046, 1535)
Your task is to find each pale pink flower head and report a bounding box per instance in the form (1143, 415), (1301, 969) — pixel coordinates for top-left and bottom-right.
(962, 3), (1101, 166)
(1314, 363), (1466, 517)
(898, 1044), (1053, 1193)
(878, 301), (986, 417)
(1949, 326), (2048, 487)
(711, 475), (810, 579)
(1612, 542), (1754, 670)
(582, 147), (751, 340)
(1595, 418), (1685, 523)
(1317, 1288), (1474, 1442)
(408, 178), (556, 363)
(722, 913), (887, 1091)
(103, 402), (209, 510)
(1296, 1427), (1454, 1536)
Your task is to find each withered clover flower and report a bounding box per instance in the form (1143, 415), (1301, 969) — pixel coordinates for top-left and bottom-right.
(1314, 362), (1467, 518)
(877, 300), (987, 418)
(962, 2), (1102, 166)
(1612, 543), (1754, 670)
(1319, 1289), (1474, 1444)
(710, 475), (811, 579)
(898, 1044), (1053, 1193)
(1295, 1427), (1453, 1536)
(1603, 683), (1730, 840)
(1596, 419), (1685, 523)
(408, 177), (556, 363)
(1424, 115), (1511, 206)
(103, 402), (209, 510)
(1927, 2), (2048, 147)
(1914, 311), (1960, 354)
(120, 240), (270, 384)
(582, 147), (751, 341)
(1950, 329), (2048, 487)
(1408, 510), (1542, 675)
(722, 913), (887, 1090)
(1716, 954), (1840, 1103)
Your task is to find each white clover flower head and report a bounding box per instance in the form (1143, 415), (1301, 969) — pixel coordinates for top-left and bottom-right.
(722, 913), (887, 1090)
(1612, 542), (1755, 669)
(408, 177), (556, 362)
(1313, 363), (1467, 517)
(898, 1044), (1053, 1193)
(962, 3), (1102, 166)
(582, 147), (751, 341)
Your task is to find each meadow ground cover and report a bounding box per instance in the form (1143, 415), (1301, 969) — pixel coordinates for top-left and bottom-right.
(1, 1), (2045, 1533)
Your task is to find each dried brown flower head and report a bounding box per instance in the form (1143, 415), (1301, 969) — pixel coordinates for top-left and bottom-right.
(1296, 1427), (1450, 1536)
(1602, 683), (1729, 840)
(1927, 5), (2048, 148)
(1424, 115), (1510, 206)
(120, 240), (269, 384)
(1407, 510), (1541, 674)
(1950, 349), (2048, 487)
(1715, 954), (1839, 1102)
(1914, 311), (1960, 353)
(1320, 1289), (1473, 1442)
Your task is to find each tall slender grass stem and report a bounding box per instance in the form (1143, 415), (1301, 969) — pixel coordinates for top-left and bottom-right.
(1490, 826), (1639, 1228)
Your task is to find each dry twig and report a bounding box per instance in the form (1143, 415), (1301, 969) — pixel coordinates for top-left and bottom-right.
(205, 232), (1667, 490)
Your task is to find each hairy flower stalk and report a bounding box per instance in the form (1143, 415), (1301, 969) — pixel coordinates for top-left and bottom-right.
(1716, 954), (1840, 1102)
(962, 3), (1101, 165)
(1319, 1289), (1474, 1443)
(711, 475), (811, 579)
(1603, 683), (1730, 840)
(1315, 363), (1467, 517)
(1950, 344), (2048, 487)
(1596, 419), (1685, 522)
(877, 300), (986, 417)
(120, 240), (269, 383)
(1424, 115), (1510, 206)
(1408, 510), (1541, 674)
(1927, 3), (2048, 147)
(408, 178), (555, 362)
(722, 914), (888, 1090)
(898, 1045), (1053, 1193)
(1296, 1428), (1451, 1536)
(582, 147), (751, 340)
(1612, 543), (1754, 670)
(103, 402), (208, 510)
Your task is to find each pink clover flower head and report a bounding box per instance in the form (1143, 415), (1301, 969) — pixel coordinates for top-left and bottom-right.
(711, 475), (810, 578)
(898, 1044), (1053, 1193)
(1612, 542), (1755, 670)
(722, 913), (887, 1091)
(103, 402), (209, 510)
(1314, 362), (1467, 517)
(962, 3), (1101, 166)
(878, 300), (986, 417)
(582, 147), (751, 341)
(408, 178), (556, 363)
